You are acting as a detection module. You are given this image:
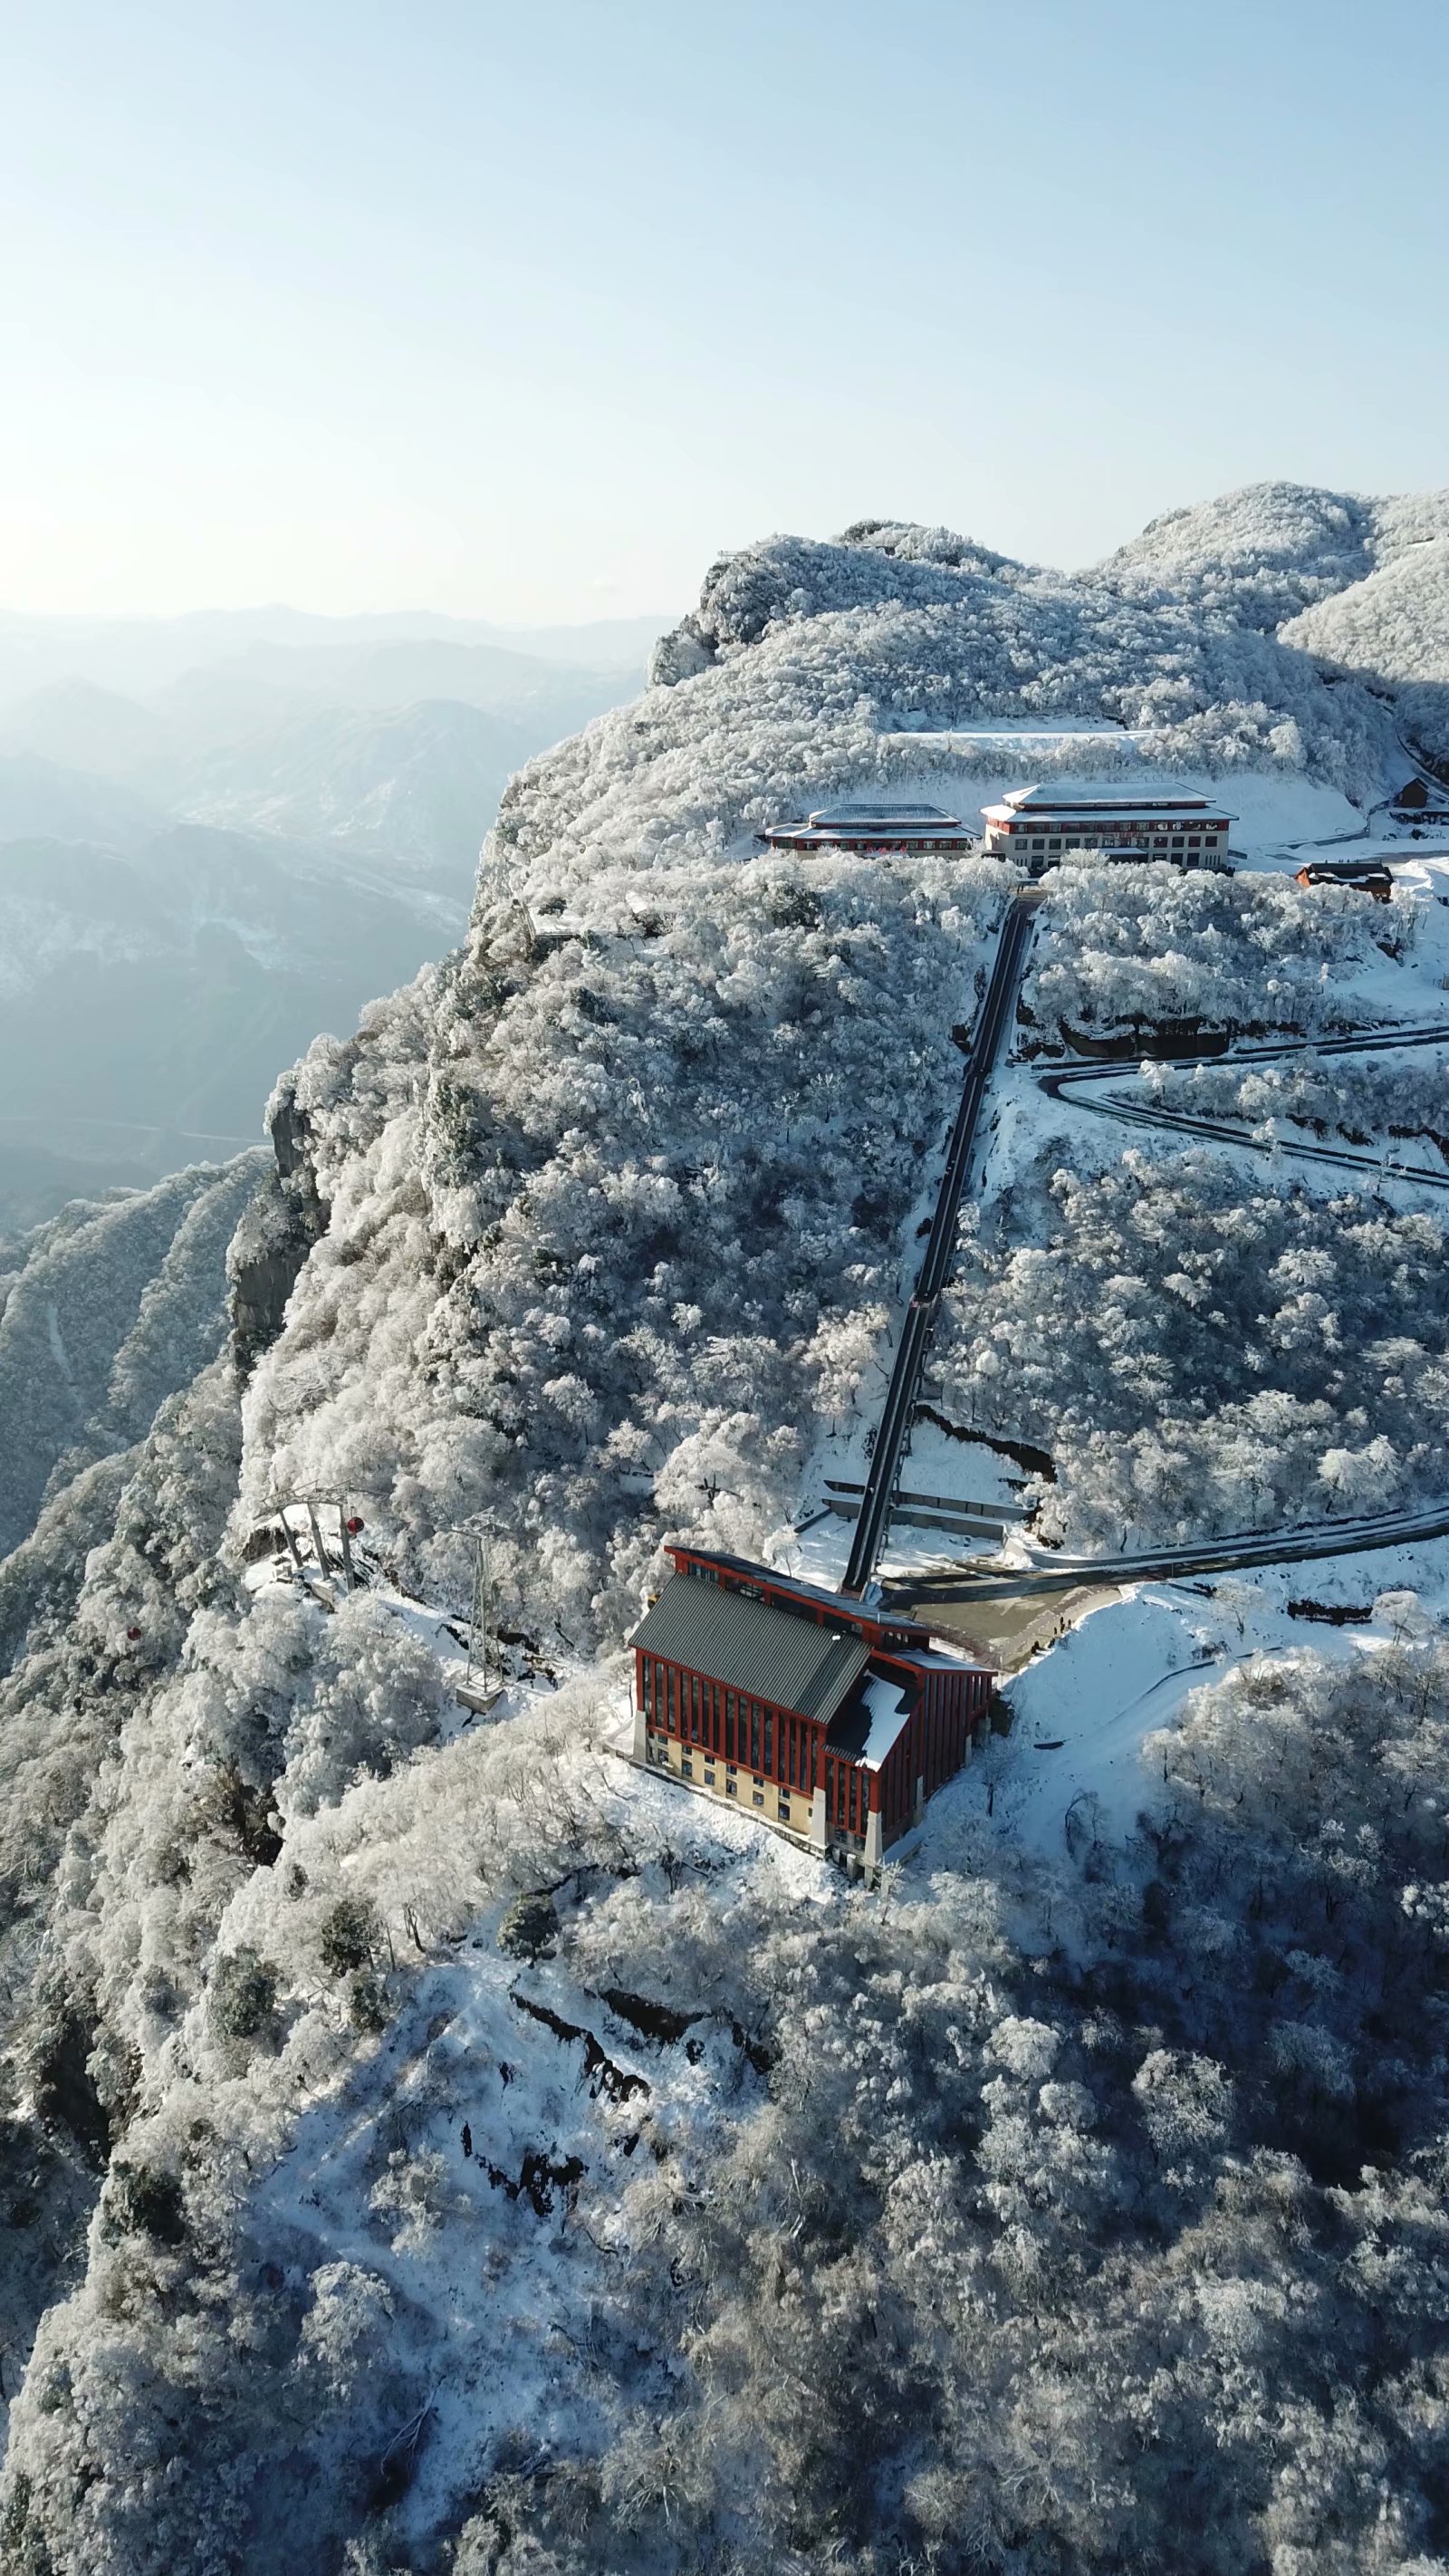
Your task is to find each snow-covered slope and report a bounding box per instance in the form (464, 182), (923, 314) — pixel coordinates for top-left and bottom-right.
(1093, 476), (1449, 630)
(4, 505), (1449, 2576)
(1280, 537), (1449, 765)
(0, 644), (661, 1228)
(0, 752), (162, 850)
(0, 822), (465, 1232)
(0, 1154), (266, 1562)
(510, 531), (1397, 902)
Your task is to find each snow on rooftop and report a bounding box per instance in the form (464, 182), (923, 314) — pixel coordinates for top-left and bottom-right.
(997, 783), (1229, 812)
(857, 1671), (912, 1769)
(808, 802), (959, 823)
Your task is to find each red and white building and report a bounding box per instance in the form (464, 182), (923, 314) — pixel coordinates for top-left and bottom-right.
(980, 785), (1233, 871)
(628, 1545), (992, 1866)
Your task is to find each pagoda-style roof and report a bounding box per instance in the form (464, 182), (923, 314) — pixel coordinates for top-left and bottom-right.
(984, 784), (1233, 821)
(807, 802), (962, 827)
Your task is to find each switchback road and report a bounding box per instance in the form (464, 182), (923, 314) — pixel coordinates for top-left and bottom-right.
(1040, 1019), (1449, 1191)
(893, 1014), (1449, 1610)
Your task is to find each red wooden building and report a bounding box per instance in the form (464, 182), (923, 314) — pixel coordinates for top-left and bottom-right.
(628, 1546), (992, 1865)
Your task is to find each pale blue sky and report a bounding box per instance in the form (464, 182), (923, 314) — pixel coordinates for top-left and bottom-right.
(2, 0), (1444, 620)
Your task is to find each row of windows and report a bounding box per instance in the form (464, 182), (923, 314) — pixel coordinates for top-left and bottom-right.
(768, 835), (964, 851)
(639, 1657), (816, 1789)
(648, 1740), (795, 1825)
(1003, 829), (1223, 849)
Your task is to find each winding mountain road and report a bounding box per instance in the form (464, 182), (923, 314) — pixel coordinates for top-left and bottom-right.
(1039, 1020), (1449, 1191)
(870, 905), (1449, 1607)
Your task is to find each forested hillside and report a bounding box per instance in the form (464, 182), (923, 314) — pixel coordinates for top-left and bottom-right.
(3, 503), (1449, 2576)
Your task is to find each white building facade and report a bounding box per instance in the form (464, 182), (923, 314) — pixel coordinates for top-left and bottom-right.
(980, 786), (1233, 873)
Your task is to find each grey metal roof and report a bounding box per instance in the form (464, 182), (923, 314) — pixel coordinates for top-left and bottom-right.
(808, 802), (958, 825)
(629, 1575), (870, 1723)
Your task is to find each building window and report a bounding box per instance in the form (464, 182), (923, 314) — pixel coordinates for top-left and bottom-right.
(691, 1675), (701, 1742)
(681, 1756), (693, 1777)
(725, 1693), (736, 1761)
(753, 1791), (764, 1807)
(726, 1778), (737, 1796)
(704, 1766), (715, 1785)
(763, 1710), (773, 1774)
(778, 1801), (791, 1822)
(750, 1705), (761, 1773)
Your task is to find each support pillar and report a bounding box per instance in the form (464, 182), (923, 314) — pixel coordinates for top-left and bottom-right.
(810, 1785), (828, 1855)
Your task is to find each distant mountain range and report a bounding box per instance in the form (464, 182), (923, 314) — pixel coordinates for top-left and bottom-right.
(0, 602), (669, 702)
(0, 608), (673, 1227)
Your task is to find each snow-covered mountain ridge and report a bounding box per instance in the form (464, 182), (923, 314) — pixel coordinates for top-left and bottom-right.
(5, 491), (1449, 2573)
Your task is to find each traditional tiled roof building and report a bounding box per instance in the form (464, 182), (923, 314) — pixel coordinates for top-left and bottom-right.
(979, 784), (1233, 870)
(757, 801), (974, 854)
(628, 1546), (992, 1865)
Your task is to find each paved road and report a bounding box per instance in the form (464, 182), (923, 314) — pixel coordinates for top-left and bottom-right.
(849, 850), (1449, 1610)
(891, 1016), (1449, 1610)
(1040, 1024), (1449, 1191)
(897, 1492), (1449, 1609)
(842, 893), (1038, 1597)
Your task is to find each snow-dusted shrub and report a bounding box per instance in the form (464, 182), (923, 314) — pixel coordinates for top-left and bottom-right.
(1146, 1043), (1449, 1165)
(319, 1894), (381, 1976)
(1094, 476), (1449, 630)
(242, 857), (1002, 1643)
(939, 1146), (1449, 1545)
(1022, 862), (1384, 1044)
(276, 1592), (446, 1819)
(207, 1943), (280, 2046)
